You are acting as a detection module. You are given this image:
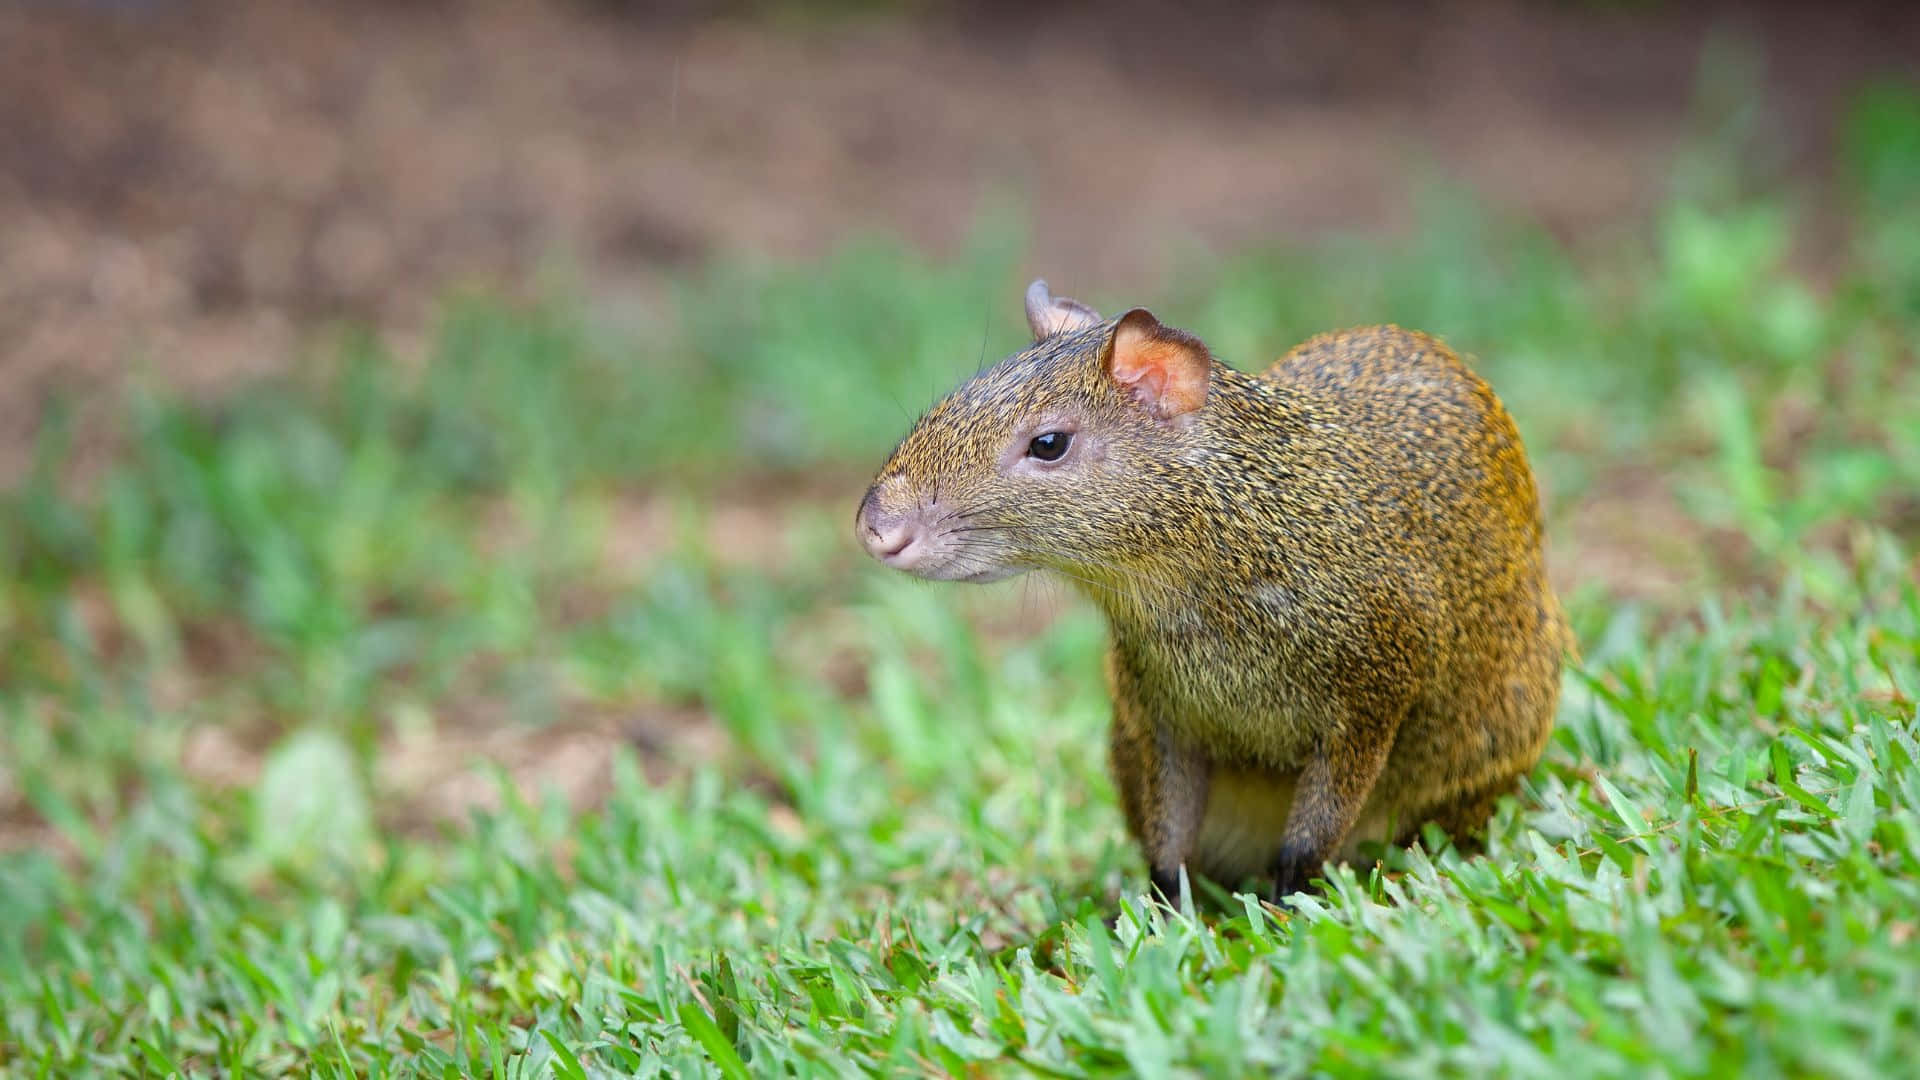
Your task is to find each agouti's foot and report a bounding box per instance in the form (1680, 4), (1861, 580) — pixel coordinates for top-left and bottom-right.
(1149, 867), (1183, 909)
(1269, 844), (1321, 905)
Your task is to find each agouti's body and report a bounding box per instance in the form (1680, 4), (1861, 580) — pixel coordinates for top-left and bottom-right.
(856, 282), (1569, 898)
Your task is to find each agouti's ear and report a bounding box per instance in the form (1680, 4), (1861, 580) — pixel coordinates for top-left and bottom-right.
(1025, 279), (1103, 341)
(1105, 308), (1212, 420)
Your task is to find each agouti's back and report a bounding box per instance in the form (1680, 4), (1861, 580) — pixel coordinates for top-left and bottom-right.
(1259, 325), (1552, 639)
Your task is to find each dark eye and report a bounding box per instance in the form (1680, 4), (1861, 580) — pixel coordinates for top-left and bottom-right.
(1027, 431), (1072, 462)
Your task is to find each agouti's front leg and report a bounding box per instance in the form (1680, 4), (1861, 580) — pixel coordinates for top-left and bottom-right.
(1144, 731), (1210, 903)
(1109, 695), (1210, 904)
(1271, 715), (1398, 899)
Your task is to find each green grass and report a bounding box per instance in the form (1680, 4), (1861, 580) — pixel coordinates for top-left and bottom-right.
(3, 85), (1919, 1077)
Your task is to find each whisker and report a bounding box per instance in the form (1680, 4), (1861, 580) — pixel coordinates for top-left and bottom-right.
(922, 501), (1219, 618)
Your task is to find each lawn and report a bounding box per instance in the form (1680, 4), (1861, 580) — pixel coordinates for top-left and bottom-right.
(2, 87), (1919, 1077)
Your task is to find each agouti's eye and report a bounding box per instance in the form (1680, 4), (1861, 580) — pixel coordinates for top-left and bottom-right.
(1027, 431), (1072, 462)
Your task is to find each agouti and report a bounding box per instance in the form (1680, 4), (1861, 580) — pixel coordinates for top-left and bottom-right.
(855, 280), (1571, 901)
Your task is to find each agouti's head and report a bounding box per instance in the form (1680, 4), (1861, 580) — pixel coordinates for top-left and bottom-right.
(856, 280), (1218, 585)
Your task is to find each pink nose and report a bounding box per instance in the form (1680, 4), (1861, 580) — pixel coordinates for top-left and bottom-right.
(861, 517), (922, 564)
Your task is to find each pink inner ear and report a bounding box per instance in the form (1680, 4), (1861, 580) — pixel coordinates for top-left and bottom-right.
(1133, 368), (1163, 402)
(1111, 323), (1209, 419)
(1115, 362), (1166, 409)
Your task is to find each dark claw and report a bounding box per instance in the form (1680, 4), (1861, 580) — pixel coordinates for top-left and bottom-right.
(1270, 843), (1319, 905)
(1149, 867), (1183, 908)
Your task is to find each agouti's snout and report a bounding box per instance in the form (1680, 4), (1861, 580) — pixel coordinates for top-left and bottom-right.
(855, 484), (923, 567)
(856, 476), (1025, 584)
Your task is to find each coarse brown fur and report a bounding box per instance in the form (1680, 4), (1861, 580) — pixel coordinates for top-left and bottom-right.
(856, 282), (1571, 900)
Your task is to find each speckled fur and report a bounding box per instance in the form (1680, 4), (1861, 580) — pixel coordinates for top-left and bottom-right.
(861, 308), (1571, 898)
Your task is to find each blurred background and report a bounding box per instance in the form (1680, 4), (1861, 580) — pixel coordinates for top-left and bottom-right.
(6, 1), (1917, 479)
(2, 0), (1917, 889)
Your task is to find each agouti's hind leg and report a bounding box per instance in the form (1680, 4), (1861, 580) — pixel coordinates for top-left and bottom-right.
(1421, 772), (1525, 852)
(1271, 719), (1397, 899)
